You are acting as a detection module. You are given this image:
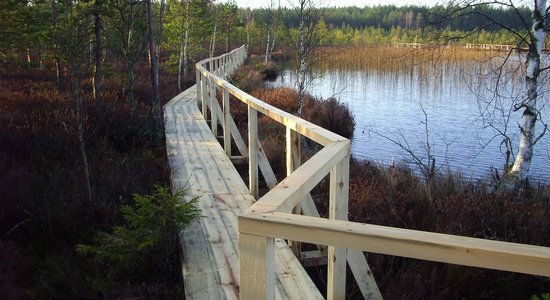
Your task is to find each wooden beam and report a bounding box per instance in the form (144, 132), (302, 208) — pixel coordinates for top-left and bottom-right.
(223, 89), (231, 156)
(210, 80), (217, 136)
(239, 233), (275, 300)
(327, 154), (349, 300)
(286, 126), (302, 257)
(247, 141), (349, 214)
(299, 250), (328, 267)
(200, 72), (207, 117)
(239, 212), (550, 277)
(347, 250), (383, 300)
(299, 184), (382, 299)
(248, 106), (258, 199)
(215, 80), (347, 146)
(258, 143), (278, 189)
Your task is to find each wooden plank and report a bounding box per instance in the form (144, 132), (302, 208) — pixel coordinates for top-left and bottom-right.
(299, 250), (327, 267)
(239, 212), (550, 277)
(327, 155), (350, 300)
(239, 233), (275, 300)
(248, 106), (259, 199)
(258, 142), (278, 189)
(247, 141), (349, 214)
(347, 250), (383, 300)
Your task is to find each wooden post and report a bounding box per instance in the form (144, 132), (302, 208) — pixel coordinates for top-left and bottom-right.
(210, 79), (218, 136)
(201, 74), (207, 118)
(196, 69), (200, 108)
(223, 89), (231, 156)
(327, 151), (350, 300)
(249, 106), (258, 198)
(286, 126), (302, 257)
(239, 233), (275, 300)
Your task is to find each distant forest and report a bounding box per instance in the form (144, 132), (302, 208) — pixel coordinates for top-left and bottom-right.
(252, 4), (532, 31)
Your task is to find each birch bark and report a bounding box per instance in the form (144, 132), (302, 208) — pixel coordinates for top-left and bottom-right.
(508, 0), (547, 181)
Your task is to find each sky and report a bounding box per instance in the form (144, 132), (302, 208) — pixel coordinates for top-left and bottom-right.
(232, 0), (443, 9)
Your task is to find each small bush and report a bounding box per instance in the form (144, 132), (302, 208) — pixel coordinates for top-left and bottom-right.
(303, 97), (355, 139)
(230, 64), (264, 93)
(77, 186), (201, 294)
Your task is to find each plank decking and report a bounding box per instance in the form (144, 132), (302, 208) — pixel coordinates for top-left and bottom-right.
(165, 86), (323, 300)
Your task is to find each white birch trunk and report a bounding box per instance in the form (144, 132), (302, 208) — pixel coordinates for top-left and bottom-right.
(210, 22), (217, 58)
(269, 35), (275, 60)
(508, 0), (547, 181)
(265, 30), (271, 63)
(182, 2), (190, 79)
(178, 40), (184, 92)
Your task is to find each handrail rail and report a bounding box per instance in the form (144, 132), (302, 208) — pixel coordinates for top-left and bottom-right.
(195, 46), (550, 300)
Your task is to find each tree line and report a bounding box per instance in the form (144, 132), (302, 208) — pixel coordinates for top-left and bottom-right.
(0, 2), (539, 76)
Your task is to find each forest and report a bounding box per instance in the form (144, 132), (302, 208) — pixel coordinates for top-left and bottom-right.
(1, 0), (549, 298)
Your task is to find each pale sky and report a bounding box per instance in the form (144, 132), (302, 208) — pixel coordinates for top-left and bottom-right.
(233, 0), (443, 9)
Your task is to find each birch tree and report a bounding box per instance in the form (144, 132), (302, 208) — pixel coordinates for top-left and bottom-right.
(440, 0), (549, 189)
(210, 3), (217, 57)
(178, 0), (191, 91)
(286, 0), (323, 116)
(264, 0), (278, 63)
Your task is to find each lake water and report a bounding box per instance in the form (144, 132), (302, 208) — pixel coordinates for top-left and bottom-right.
(270, 52), (550, 181)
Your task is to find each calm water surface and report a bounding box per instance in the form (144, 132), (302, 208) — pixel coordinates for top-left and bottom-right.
(271, 56), (550, 181)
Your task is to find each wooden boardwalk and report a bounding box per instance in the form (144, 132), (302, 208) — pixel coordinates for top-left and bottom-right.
(165, 86), (323, 300)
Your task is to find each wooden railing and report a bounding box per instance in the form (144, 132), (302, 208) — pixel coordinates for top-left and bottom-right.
(196, 46), (550, 300)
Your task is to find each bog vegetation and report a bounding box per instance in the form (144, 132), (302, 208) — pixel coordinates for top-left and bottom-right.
(1, 0), (549, 298)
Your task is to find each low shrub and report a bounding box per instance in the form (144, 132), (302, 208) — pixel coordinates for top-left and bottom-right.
(77, 186), (201, 295)
(230, 64), (264, 93)
(304, 97), (355, 139)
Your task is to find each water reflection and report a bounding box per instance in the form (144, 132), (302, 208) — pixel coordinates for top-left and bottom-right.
(270, 50), (550, 181)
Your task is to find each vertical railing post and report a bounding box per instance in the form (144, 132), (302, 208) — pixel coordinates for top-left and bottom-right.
(327, 145), (350, 300)
(223, 88), (231, 156)
(210, 78), (218, 136)
(196, 69), (201, 108)
(201, 73), (207, 118)
(239, 233), (275, 300)
(286, 126), (302, 257)
(248, 106), (258, 199)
